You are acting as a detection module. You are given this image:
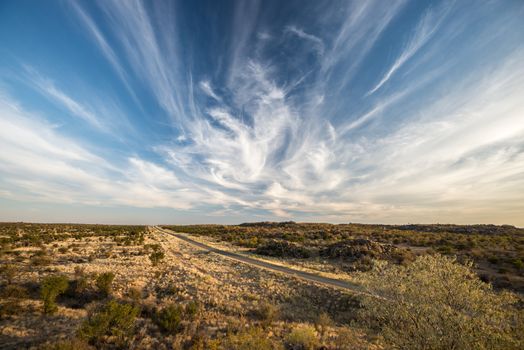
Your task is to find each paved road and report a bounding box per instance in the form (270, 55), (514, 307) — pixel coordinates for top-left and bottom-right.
(154, 226), (371, 296)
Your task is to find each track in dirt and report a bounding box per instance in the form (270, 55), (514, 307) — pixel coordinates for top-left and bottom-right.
(154, 226), (373, 296)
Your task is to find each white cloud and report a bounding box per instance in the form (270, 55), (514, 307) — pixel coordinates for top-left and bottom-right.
(367, 1), (453, 95)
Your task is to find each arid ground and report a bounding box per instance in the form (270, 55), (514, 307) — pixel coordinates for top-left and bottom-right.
(0, 222), (522, 349)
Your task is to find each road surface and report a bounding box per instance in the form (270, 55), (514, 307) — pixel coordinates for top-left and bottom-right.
(154, 226), (374, 296)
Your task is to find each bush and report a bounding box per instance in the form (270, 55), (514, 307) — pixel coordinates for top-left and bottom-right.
(357, 254), (523, 350)
(41, 275), (69, 314)
(1, 264), (18, 284)
(155, 304), (184, 333)
(254, 240), (312, 258)
(95, 272), (115, 297)
(78, 300), (139, 346)
(222, 326), (281, 350)
(149, 250), (165, 266)
(39, 338), (94, 350)
(1, 284), (28, 299)
(315, 312), (333, 340)
(185, 300), (200, 320)
(285, 325), (319, 350)
(255, 301), (279, 326)
(0, 285), (27, 318)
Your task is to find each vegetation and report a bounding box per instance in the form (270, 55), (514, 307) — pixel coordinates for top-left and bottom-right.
(155, 303), (184, 333)
(95, 272), (115, 298)
(164, 222), (524, 292)
(78, 300), (140, 346)
(1, 222), (522, 349)
(357, 254), (524, 350)
(285, 324), (319, 350)
(41, 275), (69, 314)
(149, 249), (165, 266)
(221, 327), (280, 350)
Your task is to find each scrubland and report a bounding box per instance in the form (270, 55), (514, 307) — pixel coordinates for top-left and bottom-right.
(0, 222), (523, 349)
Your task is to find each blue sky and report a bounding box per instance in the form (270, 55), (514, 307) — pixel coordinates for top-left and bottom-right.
(1, 0), (524, 225)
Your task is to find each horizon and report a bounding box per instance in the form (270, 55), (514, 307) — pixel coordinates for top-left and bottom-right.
(1, 0), (524, 225)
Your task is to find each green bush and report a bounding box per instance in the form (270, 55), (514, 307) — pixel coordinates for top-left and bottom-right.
(155, 304), (183, 333)
(357, 254), (523, 350)
(285, 325), (319, 350)
(95, 272), (115, 297)
(149, 250), (165, 266)
(78, 300), (139, 346)
(41, 275), (69, 314)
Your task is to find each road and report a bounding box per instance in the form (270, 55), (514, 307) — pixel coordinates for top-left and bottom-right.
(154, 226), (373, 296)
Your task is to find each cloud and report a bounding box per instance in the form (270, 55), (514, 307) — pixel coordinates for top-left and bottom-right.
(1, 0), (523, 225)
(367, 1), (453, 95)
(285, 25), (324, 55)
(0, 92), (197, 210)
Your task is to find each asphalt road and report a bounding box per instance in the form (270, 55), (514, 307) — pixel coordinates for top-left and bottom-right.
(154, 226), (372, 296)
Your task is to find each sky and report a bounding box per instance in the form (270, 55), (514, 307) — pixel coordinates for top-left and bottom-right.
(0, 0), (524, 226)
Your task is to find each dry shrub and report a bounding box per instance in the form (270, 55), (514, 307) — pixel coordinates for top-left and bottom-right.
(357, 254), (523, 350)
(1, 263), (18, 284)
(285, 324), (319, 350)
(256, 301), (279, 326)
(315, 312), (333, 340)
(222, 326), (282, 350)
(38, 338), (94, 350)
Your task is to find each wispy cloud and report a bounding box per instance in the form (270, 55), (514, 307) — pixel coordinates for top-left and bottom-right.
(367, 1), (453, 95)
(285, 25), (324, 56)
(1, 0), (523, 224)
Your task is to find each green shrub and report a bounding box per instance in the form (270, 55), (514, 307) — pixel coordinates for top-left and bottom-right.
(254, 240), (312, 258)
(155, 304), (183, 334)
(149, 250), (165, 266)
(357, 254), (523, 350)
(41, 275), (69, 314)
(78, 300), (139, 346)
(285, 325), (319, 350)
(95, 272), (115, 297)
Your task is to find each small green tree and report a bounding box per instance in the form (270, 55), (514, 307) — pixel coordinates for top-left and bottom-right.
(95, 272), (115, 298)
(79, 300), (139, 346)
(357, 254), (523, 350)
(41, 275), (69, 314)
(149, 250), (165, 266)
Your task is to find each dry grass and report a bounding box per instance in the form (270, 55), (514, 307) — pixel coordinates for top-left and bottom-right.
(0, 223), (376, 349)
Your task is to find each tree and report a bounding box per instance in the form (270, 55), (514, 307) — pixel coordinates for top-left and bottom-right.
(41, 275), (69, 314)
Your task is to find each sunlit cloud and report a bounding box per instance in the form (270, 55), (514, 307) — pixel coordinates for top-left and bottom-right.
(0, 0), (523, 225)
